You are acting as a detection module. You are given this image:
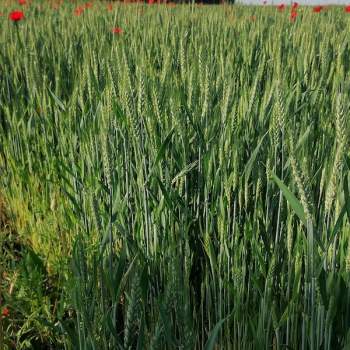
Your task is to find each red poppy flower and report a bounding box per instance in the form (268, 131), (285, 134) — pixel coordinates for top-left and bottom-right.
(85, 2), (93, 9)
(277, 3), (285, 11)
(313, 5), (323, 12)
(18, 0), (26, 5)
(290, 10), (298, 21)
(9, 10), (24, 22)
(292, 2), (298, 9)
(74, 6), (84, 16)
(107, 3), (113, 11)
(2, 307), (9, 318)
(112, 27), (123, 34)
(345, 5), (350, 12)
(148, 0), (154, 4)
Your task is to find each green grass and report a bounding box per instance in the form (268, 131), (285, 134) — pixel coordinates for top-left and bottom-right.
(1, 1), (350, 349)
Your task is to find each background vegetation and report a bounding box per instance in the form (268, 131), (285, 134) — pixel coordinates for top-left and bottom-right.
(1, 1), (350, 349)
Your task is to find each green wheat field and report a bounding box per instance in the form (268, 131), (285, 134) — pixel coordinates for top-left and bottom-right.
(1, 1), (350, 349)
